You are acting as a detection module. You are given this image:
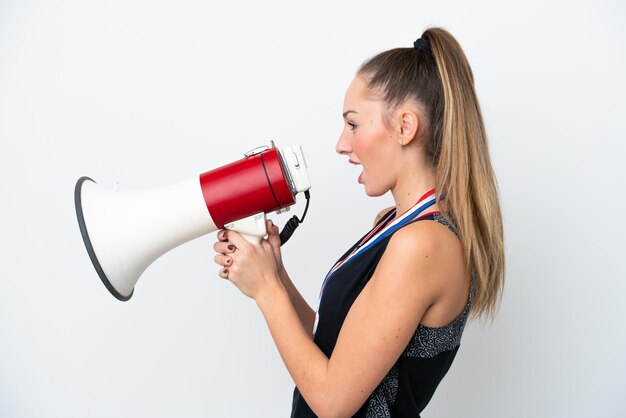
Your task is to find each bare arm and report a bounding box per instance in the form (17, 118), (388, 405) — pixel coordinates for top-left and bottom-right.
(278, 265), (316, 337)
(215, 222), (315, 334)
(255, 222), (451, 418)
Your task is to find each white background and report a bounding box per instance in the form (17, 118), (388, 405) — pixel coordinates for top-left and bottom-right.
(1, 1), (625, 417)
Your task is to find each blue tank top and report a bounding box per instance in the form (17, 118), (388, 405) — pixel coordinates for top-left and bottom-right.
(290, 211), (475, 417)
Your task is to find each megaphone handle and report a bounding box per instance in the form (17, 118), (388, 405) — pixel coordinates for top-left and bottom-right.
(224, 212), (267, 246)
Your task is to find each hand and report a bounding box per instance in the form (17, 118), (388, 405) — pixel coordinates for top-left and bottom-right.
(214, 220), (284, 271)
(213, 228), (283, 301)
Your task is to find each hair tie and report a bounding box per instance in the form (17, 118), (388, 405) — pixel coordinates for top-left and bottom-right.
(413, 38), (431, 53)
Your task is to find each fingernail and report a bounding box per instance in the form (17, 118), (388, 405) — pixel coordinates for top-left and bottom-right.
(227, 244), (235, 251)
(225, 257), (231, 264)
(222, 268), (228, 274)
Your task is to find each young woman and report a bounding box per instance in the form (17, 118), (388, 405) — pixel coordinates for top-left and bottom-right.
(212, 27), (505, 418)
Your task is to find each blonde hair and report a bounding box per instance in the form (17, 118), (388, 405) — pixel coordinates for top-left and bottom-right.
(358, 27), (505, 321)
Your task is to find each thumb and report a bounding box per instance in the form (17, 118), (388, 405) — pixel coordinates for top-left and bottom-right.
(265, 220), (282, 252)
(266, 219), (280, 237)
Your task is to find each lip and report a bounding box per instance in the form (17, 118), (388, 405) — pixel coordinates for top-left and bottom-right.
(349, 159), (361, 165)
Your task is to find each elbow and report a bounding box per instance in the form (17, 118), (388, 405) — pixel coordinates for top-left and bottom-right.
(302, 375), (368, 418)
(316, 409), (355, 418)
(309, 394), (359, 418)
(313, 407), (345, 418)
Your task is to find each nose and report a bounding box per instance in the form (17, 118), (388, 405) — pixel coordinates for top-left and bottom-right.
(335, 129), (352, 155)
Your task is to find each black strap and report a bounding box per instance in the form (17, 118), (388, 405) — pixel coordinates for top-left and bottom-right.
(260, 151), (281, 209)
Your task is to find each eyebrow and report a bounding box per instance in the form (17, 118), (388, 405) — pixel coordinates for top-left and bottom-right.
(342, 110), (358, 119)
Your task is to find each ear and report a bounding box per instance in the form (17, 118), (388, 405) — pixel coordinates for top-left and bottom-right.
(397, 109), (420, 146)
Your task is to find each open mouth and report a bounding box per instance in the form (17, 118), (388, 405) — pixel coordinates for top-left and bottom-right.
(348, 160), (363, 182)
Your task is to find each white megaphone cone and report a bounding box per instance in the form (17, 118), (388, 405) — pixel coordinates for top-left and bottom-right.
(75, 142), (311, 301)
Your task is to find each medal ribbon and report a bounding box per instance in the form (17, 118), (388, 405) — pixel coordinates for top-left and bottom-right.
(313, 188), (437, 334)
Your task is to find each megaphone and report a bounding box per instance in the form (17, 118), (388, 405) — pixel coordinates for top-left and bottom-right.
(74, 141), (311, 301)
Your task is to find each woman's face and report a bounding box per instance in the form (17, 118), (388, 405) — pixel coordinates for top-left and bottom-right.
(336, 76), (399, 196)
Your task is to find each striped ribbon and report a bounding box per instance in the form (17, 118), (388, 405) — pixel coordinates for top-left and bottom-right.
(313, 188), (437, 334)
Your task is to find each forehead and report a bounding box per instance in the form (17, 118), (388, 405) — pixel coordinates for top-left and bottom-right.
(343, 76), (381, 112)
(344, 76), (368, 104)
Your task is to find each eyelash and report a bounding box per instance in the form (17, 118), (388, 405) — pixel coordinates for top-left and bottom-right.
(347, 122), (358, 131)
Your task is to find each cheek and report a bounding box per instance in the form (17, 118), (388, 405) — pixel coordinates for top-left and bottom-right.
(352, 135), (366, 159)
(353, 125), (388, 165)
(352, 129), (371, 157)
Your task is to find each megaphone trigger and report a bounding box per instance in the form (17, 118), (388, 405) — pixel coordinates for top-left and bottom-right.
(224, 212), (267, 245)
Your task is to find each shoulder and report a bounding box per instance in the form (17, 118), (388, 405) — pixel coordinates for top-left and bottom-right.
(389, 217), (462, 256)
(373, 218), (465, 305)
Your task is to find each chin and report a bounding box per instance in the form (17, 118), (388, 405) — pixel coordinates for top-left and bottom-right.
(363, 183), (387, 197)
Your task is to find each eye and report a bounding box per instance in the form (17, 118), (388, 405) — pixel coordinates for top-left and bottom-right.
(347, 122), (358, 132)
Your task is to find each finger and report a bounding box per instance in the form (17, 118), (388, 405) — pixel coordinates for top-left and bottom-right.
(218, 267), (229, 279)
(261, 239), (274, 252)
(213, 241), (237, 254)
(217, 230), (228, 241)
(213, 254), (233, 267)
(223, 230), (250, 251)
(266, 219), (279, 236)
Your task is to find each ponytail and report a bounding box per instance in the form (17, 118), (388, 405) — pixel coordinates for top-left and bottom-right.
(424, 28), (504, 321)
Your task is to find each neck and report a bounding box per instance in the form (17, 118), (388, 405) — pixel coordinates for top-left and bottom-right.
(391, 164), (436, 216)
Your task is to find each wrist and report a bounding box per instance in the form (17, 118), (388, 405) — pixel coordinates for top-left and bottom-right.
(277, 264), (288, 281)
(255, 274), (287, 310)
